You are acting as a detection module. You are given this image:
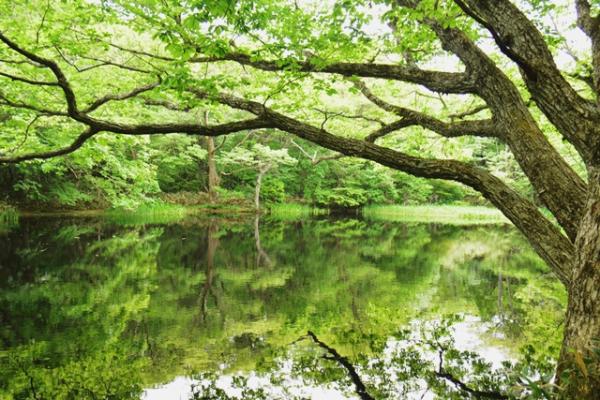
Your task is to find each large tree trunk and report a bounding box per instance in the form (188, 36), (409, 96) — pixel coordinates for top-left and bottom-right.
(558, 166), (600, 399)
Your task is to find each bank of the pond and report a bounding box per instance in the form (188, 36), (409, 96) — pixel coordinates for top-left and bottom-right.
(7, 203), (511, 226)
(363, 205), (509, 225)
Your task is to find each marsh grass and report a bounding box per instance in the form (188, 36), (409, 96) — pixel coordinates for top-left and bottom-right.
(105, 203), (191, 225)
(363, 205), (509, 225)
(268, 203), (328, 220)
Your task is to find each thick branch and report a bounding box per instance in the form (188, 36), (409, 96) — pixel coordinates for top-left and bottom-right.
(86, 116), (273, 136)
(0, 128), (97, 163)
(575, 0), (599, 37)
(453, 0), (599, 160)
(0, 31), (81, 117)
(398, 6), (588, 241)
(0, 118), (273, 163)
(191, 52), (477, 94)
(575, 0), (600, 112)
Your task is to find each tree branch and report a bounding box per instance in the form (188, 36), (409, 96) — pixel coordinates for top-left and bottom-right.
(306, 331), (375, 400)
(190, 52), (477, 95)
(0, 127), (98, 163)
(392, 2), (587, 241)
(290, 139), (344, 164)
(0, 70), (58, 86)
(434, 349), (508, 399)
(0, 118), (273, 163)
(0, 92), (67, 116)
(575, 0), (599, 37)
(0, 31), (81, 117)
(364, 118), (417, 142)
(83, 81), (161, 113)
(448, 104), (488, 120)
(142, 98), (194, 112)
(354, 80), (498, 138)
(452, 0), (598, 160)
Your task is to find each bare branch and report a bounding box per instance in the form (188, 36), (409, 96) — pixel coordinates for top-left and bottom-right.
(75, 54), (157, 74)
(290, 139), (344, 164)
(142, 98), (194, 112)
(434, 347), (508, 399)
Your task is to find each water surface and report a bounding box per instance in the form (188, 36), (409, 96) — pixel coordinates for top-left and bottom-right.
(0, 214), (564, 399)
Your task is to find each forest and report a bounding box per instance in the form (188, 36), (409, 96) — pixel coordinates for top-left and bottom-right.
(0, 0), (599, 399)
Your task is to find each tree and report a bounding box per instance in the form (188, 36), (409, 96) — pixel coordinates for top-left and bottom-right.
(221, 143), (296, 210)
(0, 0), (599, 397)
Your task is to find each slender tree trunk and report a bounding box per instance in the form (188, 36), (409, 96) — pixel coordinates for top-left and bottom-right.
(254, 214), (272, 267)
(202, 111), (220, 203)
(558, 166), (600, 399)
(199, 220), (219, 323)
(254, 164), (271, 211)
(206, 136), (219, 202)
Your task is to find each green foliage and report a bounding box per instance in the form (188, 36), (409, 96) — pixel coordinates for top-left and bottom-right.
(268, 203), (328, 220)
(104, 202), (191, 225)
(260, 176), (286, 204)
(0, 204), (18, 233)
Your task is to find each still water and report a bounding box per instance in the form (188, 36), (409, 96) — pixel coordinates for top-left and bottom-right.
(0, 214), (564, 399)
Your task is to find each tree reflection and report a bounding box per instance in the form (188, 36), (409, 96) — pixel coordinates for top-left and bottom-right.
(0, 217), (564, 399)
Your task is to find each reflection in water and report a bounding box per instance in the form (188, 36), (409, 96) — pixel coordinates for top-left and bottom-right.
(0, 215), (565, 399)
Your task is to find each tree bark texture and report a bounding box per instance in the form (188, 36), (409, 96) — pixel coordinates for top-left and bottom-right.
(558, 166), (600, 399)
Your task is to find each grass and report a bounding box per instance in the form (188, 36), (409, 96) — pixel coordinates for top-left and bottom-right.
(268, 203), (328, 220)
(362, 205), (509, 225)
(104, 203), (192, 225)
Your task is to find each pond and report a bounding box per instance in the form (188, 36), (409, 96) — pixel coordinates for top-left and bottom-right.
(0, 213), (565, 399)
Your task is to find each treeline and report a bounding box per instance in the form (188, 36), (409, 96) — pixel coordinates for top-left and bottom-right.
(0, 129), (516, 210)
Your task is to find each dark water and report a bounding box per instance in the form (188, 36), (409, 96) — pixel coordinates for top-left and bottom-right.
(0, 215), (564, 399)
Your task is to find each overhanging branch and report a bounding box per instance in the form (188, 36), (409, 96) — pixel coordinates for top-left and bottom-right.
(354, 80), (498, 138)
(190, 52), (477, 95)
